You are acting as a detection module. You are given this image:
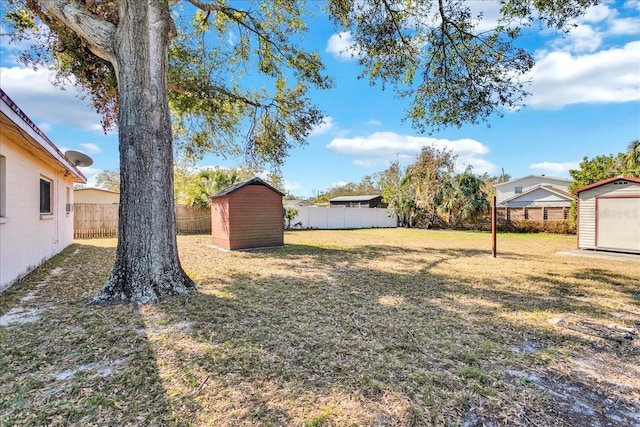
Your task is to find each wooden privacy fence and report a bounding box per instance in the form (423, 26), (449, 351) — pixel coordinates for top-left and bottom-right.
(74, 204), (211, 238)
(175, 205), (211, 235)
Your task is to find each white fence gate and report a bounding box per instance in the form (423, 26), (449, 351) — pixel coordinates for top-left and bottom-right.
(289, 207), (397, 229)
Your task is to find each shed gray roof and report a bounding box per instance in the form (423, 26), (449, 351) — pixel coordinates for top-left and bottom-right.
(329, 195), (382, 202)
(211, 176), (285, 198)
(493, 174), (571, 187)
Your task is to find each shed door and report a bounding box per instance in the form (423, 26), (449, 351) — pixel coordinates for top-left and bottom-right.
(596, 197), (640, 252)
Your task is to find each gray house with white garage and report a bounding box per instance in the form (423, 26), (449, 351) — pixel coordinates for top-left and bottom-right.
(495, 175), (572, 208)
(494, 175), (573, 221)
(573, 176), (640, 254)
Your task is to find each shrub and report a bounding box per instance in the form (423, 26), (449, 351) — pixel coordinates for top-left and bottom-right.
(501, 219), (576, 235)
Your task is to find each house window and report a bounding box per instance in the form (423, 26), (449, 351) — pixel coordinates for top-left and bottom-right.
(0, 155), (6, 218)
(515, 186), (523, 194)
(40, 177), (52, 214)
(66, 186), (72, 214)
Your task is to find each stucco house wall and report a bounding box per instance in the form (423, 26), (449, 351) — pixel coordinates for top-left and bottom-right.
(574, 177), (640, 253)
(0, 89), (86, 291)
(74, 187), (120, 204)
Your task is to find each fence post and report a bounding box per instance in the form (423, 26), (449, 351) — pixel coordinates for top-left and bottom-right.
(492, 196), (497, 258)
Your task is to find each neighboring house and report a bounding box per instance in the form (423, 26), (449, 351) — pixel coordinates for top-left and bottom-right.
(284, 199), (315, 209)
(210, 177), (284, 250)
(573, 176), (640, 254)
(0, 88), (86, 291)
(329, 195), (388, 208)
(74, 187), (120, 204)
(494, 175), (572, 221)
(495, 175), (572, 207)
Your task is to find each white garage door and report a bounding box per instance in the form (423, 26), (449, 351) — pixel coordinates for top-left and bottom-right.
(597, 197), (640, 252)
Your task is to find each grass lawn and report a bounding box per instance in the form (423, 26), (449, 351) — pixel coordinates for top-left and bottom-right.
(1, 229), (639, 426)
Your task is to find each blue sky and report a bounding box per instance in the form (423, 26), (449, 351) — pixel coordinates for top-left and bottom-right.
(1, 1), (639, 197)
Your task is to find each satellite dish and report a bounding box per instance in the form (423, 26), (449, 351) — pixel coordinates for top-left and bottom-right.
(65, 150), (93, 167)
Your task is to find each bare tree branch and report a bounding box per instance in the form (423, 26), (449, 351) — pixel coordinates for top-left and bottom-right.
(38, 0), (116, 63)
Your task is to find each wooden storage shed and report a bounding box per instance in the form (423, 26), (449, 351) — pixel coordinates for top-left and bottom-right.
(573, 176), (640, 254)
(210, 177), (284, 250)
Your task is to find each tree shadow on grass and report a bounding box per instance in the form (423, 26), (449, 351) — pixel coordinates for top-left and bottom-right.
(0, 243), (178, 426)
(157, 242), (640, 426)
(573, 268), (640, 302)
(5, 238), (637, 425)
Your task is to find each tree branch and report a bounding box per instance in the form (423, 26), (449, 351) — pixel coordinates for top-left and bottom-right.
(186, 0), (289, 60)
(168, 84), (262, 108)
(38, 0), (116, 64)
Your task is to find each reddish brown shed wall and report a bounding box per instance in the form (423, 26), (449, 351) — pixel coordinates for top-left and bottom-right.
(211, 184), (283, 250)
(210, 196), (231, 249)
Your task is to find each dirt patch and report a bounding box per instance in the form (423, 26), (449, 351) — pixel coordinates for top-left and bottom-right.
(53, 358), (126, 381)
(0, 307), (42, 326)
(505, 369), (640, 426)
(550, 314), (637, 343)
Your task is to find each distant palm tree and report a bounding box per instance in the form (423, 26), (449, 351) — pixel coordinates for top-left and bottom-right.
(440, 167), (489, 228)
(184, 168), (241, 209)
(624, 140), (640, 175)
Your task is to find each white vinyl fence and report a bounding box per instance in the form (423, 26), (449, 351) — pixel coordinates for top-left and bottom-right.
(288, 206), (397, 229)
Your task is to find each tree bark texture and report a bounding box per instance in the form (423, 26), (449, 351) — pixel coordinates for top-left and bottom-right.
(92, 0), (194, 304)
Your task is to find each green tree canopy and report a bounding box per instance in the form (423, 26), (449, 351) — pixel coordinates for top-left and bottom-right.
(380, 161), (415, 227)
(407, 145), (456, 227)
(327, 0), (597, 132)
(179, 167), (241, 210)
(569, 154), (622, 191)
(624, 140), (640, 176)
(440, 167), (489, 227)
(94, 168), (120, 192)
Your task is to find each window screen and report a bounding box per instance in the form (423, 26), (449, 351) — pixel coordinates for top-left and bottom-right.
(40, 178), (51, 214)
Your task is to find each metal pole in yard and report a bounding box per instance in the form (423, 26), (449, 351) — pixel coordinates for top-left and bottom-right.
(492, 196), (497, 257)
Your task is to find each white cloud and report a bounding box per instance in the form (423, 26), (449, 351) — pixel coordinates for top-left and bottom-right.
(327, 131), (496, 174)
(37, 122), (52, 132)
(366, 119), (382, 126)
(625, 0), (640, 11)
(0, 66), (104, 132)
(526, 41), (640, 109)
(529, 161), (579, 175)
(79, 143), (102, 154)
(547, 3), (639, 53)
(78, 166), (101, 185)
(581, 3), (614, 23)
(559, 24), (603, 53)
(310, 116), (335, 136)
(284, 181), (302, 192)
(468, 1), (503, 33)
(325, 31), (360, 59)
(608, 16), (640, 35)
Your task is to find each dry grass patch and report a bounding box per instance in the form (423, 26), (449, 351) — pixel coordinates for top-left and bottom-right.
(1, 229), (639, 426)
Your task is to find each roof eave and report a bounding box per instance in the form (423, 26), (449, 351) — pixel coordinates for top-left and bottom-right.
(0, 89), (87, 184)
(572, 176), (640, 194)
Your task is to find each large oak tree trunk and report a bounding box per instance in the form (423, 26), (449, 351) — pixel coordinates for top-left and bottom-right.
(92, 1), (194, 304)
